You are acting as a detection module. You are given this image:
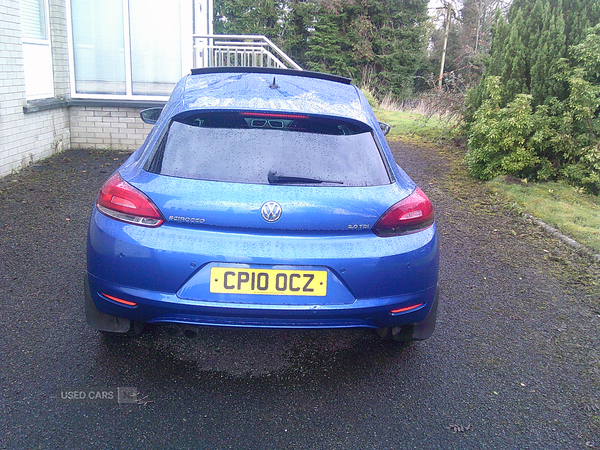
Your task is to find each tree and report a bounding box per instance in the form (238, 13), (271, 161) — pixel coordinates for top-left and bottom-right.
(472, 0), (600, 110)
(425, 0), (511, 96)
(281, 0), (319, 68)
(461, 0), (510, 53)
(214, 0), (284, 40)
(304, 0), (356, 78)
(213, 0), (431, 98)
(465, 1), (600, 194)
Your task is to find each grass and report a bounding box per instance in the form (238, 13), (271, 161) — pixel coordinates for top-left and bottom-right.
(487, 177), (600, 254)
(374, 106), (600, 255)
(373, 106), (457, 143)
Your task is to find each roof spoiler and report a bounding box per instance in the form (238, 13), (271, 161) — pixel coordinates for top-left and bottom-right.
(190, 67), (352, 85)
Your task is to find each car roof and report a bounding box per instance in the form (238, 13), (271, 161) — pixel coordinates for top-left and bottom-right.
(175, 67), (371, 125)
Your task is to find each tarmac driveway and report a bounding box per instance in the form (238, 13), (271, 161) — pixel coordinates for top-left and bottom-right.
(1, 143), (599, 449)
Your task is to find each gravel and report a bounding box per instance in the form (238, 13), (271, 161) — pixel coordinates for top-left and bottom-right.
(1, 145), (599, 450)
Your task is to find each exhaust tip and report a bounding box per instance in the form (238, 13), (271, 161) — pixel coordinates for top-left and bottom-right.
(163, 324), (200, 338)
(183, 327), (199, 339)
(165, 325), (182, 337)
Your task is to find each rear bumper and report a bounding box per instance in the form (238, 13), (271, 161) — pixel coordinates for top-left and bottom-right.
(86, 209), (439, 332)
(86, 272), (438, 330)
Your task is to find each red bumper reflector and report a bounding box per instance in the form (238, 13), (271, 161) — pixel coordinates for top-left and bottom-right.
(390, 303), (424, 314)
(102, 293), (137, 306)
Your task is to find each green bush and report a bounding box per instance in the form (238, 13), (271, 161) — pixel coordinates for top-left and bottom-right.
(466, 68), (600, 194)
(466, 77), (543, 180)
(464, 7), (600, 195)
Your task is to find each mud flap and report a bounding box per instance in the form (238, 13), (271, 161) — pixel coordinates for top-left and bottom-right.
(391, 285), (439, 342)
(411, 285), (439, 340)
(84, 276), (131, 333)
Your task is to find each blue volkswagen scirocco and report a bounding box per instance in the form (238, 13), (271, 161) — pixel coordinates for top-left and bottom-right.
(85, 67), (439, 342)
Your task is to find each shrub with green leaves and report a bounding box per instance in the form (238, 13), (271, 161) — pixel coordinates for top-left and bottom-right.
(466, 77), (545, 181)
(466, 21), (600, 195)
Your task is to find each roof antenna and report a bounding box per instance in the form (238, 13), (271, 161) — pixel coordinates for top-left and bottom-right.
(269, 77), (279, 89)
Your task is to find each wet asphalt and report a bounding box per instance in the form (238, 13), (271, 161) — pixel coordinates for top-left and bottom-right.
(1, 144), (599, 450)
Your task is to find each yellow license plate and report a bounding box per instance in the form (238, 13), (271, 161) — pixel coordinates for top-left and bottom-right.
(210, 267), (327, 296)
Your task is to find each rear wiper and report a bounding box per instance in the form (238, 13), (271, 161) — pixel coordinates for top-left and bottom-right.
(267, 170), (343, 185)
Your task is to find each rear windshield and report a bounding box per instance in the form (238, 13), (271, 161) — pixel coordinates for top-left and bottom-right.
(145, 112), (391, 187)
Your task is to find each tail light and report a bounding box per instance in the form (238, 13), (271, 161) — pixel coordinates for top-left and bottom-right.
(96, 173), (164, 227)
(372, 187), (434, 237)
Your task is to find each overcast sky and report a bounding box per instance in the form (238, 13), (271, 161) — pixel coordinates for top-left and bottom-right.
(428, 0), (445, 8)
(428, 0), (461, 12)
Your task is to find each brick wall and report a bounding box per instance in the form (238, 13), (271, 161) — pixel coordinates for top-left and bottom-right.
(69, 106), (155, 150)
(0, 0), (71, 177)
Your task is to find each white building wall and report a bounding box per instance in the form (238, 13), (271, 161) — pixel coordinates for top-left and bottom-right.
(69, 106), (154, 150)
(0, 0), (227, 177)
(0, 0), (70, 177)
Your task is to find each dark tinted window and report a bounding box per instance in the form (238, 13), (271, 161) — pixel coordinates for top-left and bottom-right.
(145, 112), (391, 186)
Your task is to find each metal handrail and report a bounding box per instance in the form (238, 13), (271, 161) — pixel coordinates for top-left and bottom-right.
(193, 35), (302, 70)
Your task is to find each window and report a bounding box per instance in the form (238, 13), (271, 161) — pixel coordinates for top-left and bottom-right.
(20, 0), (54, 99)
(68, 0), (192, 99)
(129, 0), (183, 95)
(145, 112), (391, 187)
(70, 0), (126, 94)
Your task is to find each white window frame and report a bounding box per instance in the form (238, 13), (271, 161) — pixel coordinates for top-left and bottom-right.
(66, 0), (193, 101)
(21, 0), (55, 99)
